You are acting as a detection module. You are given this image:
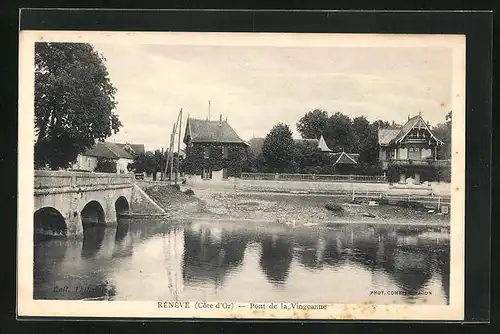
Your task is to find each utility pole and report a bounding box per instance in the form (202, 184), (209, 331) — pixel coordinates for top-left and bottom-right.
(169, 122), (175, 183)
(166, 123), (176, 183)
(175, 109), (183, 185)
(208, 100), (211, 121)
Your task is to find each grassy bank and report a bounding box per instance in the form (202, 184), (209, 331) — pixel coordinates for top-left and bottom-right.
(136, 181), (210, 219)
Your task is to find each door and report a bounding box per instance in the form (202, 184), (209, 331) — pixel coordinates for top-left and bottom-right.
(202, 167), (211, 180)
(222, 168), (228, 179)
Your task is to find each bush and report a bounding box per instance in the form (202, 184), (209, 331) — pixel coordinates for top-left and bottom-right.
(378, 198), (389, 205)
(395, 201), (426, 210)
(95, 158), (117, 173)
(183, 189), (195, 195)
(325, 202), (344, 212)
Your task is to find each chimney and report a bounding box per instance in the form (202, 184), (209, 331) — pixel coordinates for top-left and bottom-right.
(408, 114), (410, 121)
(220, 114), (222, 122)
(427, 120), (430, 126)
(392, 120), (395, 127)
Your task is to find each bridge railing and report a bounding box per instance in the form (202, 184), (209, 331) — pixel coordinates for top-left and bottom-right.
(34, 170), (134, 189)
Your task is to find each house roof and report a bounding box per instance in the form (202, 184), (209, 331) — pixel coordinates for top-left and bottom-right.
(248, 137), (266, 155)
(82, 141), (137, 160)
(82, 142), (118, 159)
(377, 114), (444, 146)
(330, 152), (359, 165)
(184, 118), (249, 146)
(378, 128), (402, 146)
(317, 134), (333, 152)
(114, 143), (145, 155)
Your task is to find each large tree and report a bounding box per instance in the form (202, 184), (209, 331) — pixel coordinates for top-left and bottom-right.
(34, 42), (121, 169)
(325, 112), (356, 152)
(296, 109), (329, 139)
(262, 123), (297, 173)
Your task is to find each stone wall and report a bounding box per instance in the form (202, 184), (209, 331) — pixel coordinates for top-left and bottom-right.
(130, 183), (166, 215)
(233, 179), (390, 194)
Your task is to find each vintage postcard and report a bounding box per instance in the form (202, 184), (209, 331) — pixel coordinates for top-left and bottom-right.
(18, 30), (465, 320)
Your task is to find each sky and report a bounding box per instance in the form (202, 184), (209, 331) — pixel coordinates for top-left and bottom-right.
(93, 42), (453, 152)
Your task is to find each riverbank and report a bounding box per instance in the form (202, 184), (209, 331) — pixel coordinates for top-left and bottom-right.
(189, 188), (450, 226)
(135, 182), (449, 227)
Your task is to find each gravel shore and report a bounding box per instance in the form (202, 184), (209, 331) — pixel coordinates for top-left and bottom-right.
(190, 188), (450, 226)
(136, 182), (450, 227)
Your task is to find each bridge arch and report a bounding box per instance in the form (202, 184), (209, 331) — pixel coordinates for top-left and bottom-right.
(81, 200), (105, 229)
(115, 196), (130, 216)
(34, 207), (67, 238)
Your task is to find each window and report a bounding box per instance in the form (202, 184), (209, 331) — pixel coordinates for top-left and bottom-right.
(223, 147), (228, 158)
(204, 147), (209, 159)
(409, 148), (414, 152)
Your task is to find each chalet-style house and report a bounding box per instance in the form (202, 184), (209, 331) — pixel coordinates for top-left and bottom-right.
(378, 114), (446, 184)
(71, 141), (145, 174)
(183, 115), (249, 180)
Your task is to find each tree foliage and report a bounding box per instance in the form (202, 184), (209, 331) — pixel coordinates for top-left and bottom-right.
(262, 123), (297, 173)
(325, 112), (356, 152)
(183, 144), (246, 177)
(432, 111), (452, 160)
(128, 150), (182, 181)
(128, 151), (156, 175)
(296, 109), (329, 140)
(296, 111), (381, 168)
(243, 149), (266, 173)
(95, 158), (117, 173)
(34, 42), (121, 170)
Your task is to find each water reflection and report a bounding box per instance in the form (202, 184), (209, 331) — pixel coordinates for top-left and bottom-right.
(182, 224), (248, 288)
(437, 248), (450, 304)
(81, 225), (106, 258)
(113, 220), (134, 258)
(33, 238), (68, 299)
(33, 219), (450, 304)
(258, 234), (294, 286)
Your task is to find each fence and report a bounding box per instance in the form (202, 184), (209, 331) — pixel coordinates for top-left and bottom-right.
(350, 190), (451, 211)
(240, 172), (387, 183)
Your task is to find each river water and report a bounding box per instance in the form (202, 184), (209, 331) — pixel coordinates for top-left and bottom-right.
(34, 218), (450, 304)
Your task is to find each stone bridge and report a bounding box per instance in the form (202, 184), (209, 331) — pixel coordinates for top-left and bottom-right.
(34, 170), (134, 238)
